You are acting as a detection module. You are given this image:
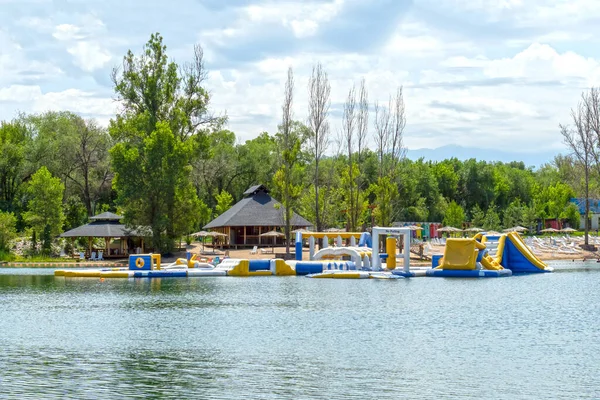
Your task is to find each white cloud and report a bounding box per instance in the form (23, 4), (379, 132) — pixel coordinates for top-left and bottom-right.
(0, 30), (63, 85)
(52, 23), (84, 41)
(0, 85), (42, 102)
(3, 0), (600, 157)
(483, 43), (600, 85)
(434, 96), (539, 118)
(202, 0), (345, 43)
(51, 16), (113, 72)
(66, 41), (112, 72)
(441, 56), (489, 68)
(384, 20), (473, 58)
(385, 34), (442, 55)
(439, 43), (600, 86)
(288, 19), (319, 38)
(0, 84), (117, 125)
(432, 0), (600, 25)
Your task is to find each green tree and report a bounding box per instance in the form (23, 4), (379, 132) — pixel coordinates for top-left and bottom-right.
(307, 62), (331, 232)
(63, 195), (88, 231)
(110, 33), (215, 252)
(371, 176), (398, 226)
(562, 203), (581, 229)
(111, 122), (202, 252)
(406, 197), (429, 222)
(470, 204), (485, 227)
(535, 181), (574, 221)
(0, 211), (17, 252)
(0, 119), (32, 214)
(443, 201), (465, 228)
(193, 128), (238, 207)
(483, 205), (501, 231)
(503, 200), (525, 229)
(25, 111), (112, 216)
(273, 68), (304, 254)
(62, 116), (112, 216)
(522, 203), (539, 232)
(23, 166), (65, 238)
(434, 161), (459, 201)
(41, 224), (52, 255)
(560, 88), (598, 246)
(214, 189), (233, 217)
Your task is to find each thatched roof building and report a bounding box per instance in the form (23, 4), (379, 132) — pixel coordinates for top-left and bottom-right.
(60, 212), (147, 257)
(204, 184), (312, 247)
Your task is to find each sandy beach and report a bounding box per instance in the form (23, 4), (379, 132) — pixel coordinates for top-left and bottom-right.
(175, 241), (600, 266)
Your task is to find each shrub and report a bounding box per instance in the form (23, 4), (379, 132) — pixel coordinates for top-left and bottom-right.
(0, 211), (17, 252)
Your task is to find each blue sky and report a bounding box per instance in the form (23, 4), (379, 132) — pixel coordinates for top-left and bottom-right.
(1, 0), (599, 155)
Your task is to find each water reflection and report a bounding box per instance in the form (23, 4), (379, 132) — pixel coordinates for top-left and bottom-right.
(0, 268), (599, 398)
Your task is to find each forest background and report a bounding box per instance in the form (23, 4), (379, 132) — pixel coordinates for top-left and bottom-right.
(0, 34), (594, 258)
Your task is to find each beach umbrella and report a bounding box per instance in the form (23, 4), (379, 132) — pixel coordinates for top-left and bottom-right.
(260, 230), (285, 252)
(438, 226), (463, 237)
(485, 231), (502, 236)
(503, 226), (528, 233)
(207, 231), (228, 248)
(208, 231), (228, 237)
(191, 230), (210, 251)
(540, 228), (559, 233)
(560, 227), (577, 233)
(465, 227), (483, 232)
(324, 227), (345, 232)
(437, 226), (458, 232)
(291, 228), (310, 234)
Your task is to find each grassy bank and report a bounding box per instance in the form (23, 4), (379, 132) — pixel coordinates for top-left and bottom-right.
(0, 251), (80, 263)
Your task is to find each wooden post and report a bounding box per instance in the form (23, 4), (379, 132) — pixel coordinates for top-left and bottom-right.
(244, 226), (247, 245)
(259, 226), (262, 246)
(87, 237), (92, 258)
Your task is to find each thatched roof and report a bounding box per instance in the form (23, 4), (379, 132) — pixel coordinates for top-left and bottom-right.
(90, 211), (123, 221)
(204, 184), (312, 229)
(60, 220), (147, 238)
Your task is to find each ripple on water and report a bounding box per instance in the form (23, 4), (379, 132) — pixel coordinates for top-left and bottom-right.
(0, 271), (599, 399)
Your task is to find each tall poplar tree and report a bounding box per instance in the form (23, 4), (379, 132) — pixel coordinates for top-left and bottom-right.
(110, 33), (215, 252)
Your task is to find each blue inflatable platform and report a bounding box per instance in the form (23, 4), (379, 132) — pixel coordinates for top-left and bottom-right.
(426, 269), (512, 278)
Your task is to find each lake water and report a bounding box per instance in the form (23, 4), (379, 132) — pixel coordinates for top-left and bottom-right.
(1, 263), (599, 399)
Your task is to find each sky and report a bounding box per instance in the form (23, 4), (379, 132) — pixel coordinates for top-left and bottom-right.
(1, 0), (600, 156)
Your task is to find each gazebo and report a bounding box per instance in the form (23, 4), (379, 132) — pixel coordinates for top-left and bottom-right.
(203, 184), (312, 248)
(60, 212), (147, 258)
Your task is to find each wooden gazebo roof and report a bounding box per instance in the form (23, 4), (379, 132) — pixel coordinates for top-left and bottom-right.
(60, 213), (147, 238)
(204, 184), (312, 229)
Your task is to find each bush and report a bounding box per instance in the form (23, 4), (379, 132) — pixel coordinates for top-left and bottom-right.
(0, 211), (17, 252)
(562, 203), (581, 229)
(64, 241), (74, 257)
(41, 224), (52, 255)
(0, 249), (16, 261)
(30, 230), (38, 255)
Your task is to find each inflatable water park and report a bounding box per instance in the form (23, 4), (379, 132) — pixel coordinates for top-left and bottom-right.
(54, 227), (552, 280)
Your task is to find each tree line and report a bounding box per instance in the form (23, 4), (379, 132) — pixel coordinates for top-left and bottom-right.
(0, 33), (591, 257)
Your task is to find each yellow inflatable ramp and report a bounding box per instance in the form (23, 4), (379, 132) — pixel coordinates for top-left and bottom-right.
(437, 238), (485, 270)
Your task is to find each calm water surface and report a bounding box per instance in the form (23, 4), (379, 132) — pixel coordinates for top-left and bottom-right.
(1, 263), (599, 399)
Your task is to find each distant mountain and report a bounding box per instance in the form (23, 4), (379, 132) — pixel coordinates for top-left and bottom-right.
(406, 144), (561, 168)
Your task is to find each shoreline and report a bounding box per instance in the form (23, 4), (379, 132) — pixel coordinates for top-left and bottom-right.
(2, 242), (599, 268)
